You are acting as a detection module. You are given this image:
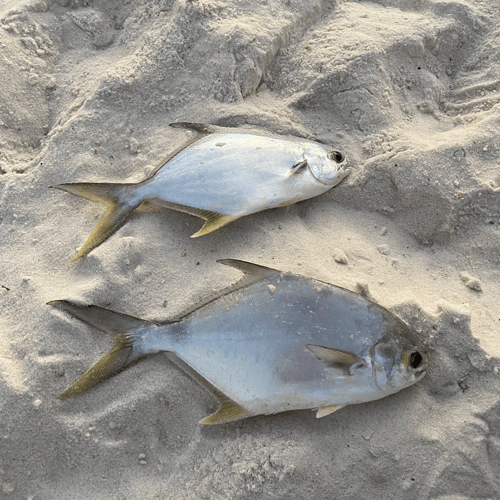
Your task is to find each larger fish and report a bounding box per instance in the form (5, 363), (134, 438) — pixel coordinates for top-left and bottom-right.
(49, 260), (427, 424)
(52, 122), (350, 262)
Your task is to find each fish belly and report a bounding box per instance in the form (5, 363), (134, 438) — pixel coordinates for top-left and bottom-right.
(140, 134), (329, 216)
(172, 340), (380, 415)
(169, 275), (390, 415)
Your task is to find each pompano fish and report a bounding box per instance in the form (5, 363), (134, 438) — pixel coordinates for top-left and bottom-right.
(49, 260), (427, 424)
(52, 122), (351, 262)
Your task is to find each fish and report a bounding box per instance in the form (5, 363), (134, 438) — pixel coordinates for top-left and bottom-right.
(49, 260), (428, 424)
(51, 122), (351, 262)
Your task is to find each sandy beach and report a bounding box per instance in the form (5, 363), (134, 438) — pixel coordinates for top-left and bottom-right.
(1, 0), (499, 498)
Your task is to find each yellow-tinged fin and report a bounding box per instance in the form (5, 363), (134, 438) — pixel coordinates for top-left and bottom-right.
(51, 183), (141, 262)
(191, 212), (239, 237)
(200, 389), (250, 425)
(316, 405), (344, 418)
(48, 300), (156, 399)
(306, 344), (366, 374)
(60, 337), (133, 399)
(145, 197), (238, 238)
(164, 352), (251, 425)
(51, 183), (127, 204)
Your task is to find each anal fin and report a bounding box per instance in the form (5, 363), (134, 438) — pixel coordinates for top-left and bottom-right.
(151, 198), (238, 237)
(200, 390), (250, 425)
(192, 212), (239, 237)
(164, 352), (250, 425)
(316, 404), (344, 418)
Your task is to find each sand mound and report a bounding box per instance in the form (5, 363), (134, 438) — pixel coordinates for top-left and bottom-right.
(1, 0), (499, 498)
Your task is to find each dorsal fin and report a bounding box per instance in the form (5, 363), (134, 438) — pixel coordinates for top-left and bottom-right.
(172, 260), (279, 321)
(169, 122), (217, 134)
(218, 259), (279, 277)
(147, 123), (217, 177)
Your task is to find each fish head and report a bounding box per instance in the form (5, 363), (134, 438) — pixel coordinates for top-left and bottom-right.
(307, 150), (351, 186)
(370, 327), (427, 393)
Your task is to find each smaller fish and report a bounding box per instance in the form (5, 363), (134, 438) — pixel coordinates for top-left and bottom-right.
(49, 260), (427, 425)
(51, 122), (350, 262)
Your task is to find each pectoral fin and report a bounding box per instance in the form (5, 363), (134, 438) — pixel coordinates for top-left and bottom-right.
(286, 160), (308, 177)
(306, 344), (366, 374)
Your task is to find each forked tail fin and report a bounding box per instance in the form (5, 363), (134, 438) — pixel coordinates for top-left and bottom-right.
(51, 183), (141, 262)
(49, 300), (157, 399)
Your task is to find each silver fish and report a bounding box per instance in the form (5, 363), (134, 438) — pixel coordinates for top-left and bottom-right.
(52, 123), (350, 262)
(49, 260), (427, 424)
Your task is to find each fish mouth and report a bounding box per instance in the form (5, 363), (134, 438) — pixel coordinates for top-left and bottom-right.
(337, 158), (351, 173)
(414, 360), (428, 380)
(328, 164), (351, 186)
(339, 165), (351, 178)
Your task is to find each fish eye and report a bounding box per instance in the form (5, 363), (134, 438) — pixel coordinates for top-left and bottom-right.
(409, 351), (423, 369)
(328, 151), (345, 163)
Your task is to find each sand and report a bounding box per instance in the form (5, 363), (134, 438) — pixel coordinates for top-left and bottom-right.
(1, 0), (499, 498)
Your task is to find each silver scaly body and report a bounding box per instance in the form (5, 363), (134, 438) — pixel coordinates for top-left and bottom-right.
(52, 123), (351, 262)
(49, 260), (427, 424)
(142, 133), (346, 216)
